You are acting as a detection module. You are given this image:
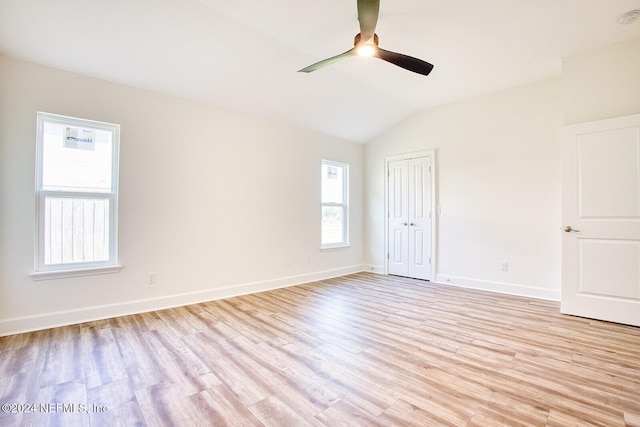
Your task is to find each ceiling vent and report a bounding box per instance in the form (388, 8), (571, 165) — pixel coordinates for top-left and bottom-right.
(618, 9), (640, 25)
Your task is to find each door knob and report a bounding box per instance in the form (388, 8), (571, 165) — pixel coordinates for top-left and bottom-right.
(402, 222), (408, 226)
(564, 226), (580, 233)
(410, 223), (416, 226)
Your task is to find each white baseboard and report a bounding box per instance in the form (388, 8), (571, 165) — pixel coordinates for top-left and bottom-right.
(362, 264), (385, 274)
(0, 265), (366, 337)
(435, 274), (560, 301)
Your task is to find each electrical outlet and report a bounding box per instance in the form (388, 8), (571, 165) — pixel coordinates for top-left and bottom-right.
(147, 272), (156, 284)
(307, 254), (312, 264)
(285, 257), (292, 267)
(500, 262), (508, 272)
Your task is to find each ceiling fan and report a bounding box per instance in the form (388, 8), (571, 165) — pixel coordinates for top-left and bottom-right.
(298, 0), (434, 76)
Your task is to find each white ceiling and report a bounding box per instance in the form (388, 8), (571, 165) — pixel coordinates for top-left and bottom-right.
(1, 0), (640, 143)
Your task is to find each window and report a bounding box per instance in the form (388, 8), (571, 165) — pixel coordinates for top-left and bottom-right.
(33, 112), (120, 279)
(321, 160), (349, 248)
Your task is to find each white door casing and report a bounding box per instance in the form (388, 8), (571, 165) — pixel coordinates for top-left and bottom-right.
(386, 151), (435, 281)
(561, 113), (640, 326)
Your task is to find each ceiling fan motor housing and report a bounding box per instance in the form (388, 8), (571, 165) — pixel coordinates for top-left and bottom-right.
(354, 33), (379, 47)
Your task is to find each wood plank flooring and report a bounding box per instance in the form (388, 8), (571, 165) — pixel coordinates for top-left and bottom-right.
(1, 273), (639, 426)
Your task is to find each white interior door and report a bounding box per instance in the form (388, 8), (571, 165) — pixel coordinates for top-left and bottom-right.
(561, 114), (640, 326)
(387, 156), (432, 280)
(388, 159), (409, 277)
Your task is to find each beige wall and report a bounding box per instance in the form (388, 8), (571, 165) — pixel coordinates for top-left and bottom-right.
(562, 36), (640, 125)
(0, 55), (364, 335)
(365, 78), (563, 299)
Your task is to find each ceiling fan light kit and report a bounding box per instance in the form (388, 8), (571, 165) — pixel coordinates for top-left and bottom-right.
(356, 45), (376, 56)
(298, 0), (434, 76)
(355, 32), (378, 56)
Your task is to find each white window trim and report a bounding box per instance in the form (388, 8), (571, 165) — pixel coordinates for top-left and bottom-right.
(31, 112), (121, 279)
(30, 265), (122, 281)
(321, 159), (349, 249)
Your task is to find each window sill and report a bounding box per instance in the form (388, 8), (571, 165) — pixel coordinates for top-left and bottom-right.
(321, 244), (351, 252)
(30, 265), (122, 281)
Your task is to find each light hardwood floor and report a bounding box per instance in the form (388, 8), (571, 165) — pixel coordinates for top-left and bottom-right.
(1, 273), (639, 426)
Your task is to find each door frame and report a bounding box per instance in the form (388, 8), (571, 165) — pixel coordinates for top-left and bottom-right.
(384, 149), (437, 281)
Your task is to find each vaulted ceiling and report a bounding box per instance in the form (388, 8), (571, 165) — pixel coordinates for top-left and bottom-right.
(2, 0), (640, 142)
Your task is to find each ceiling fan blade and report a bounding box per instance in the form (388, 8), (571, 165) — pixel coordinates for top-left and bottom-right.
(357, 0), (380, 41)
(375, 48), (434, 76)
(298, 48), (356, 73)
